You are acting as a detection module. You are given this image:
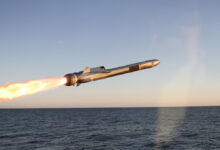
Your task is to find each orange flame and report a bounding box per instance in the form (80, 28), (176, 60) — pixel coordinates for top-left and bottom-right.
(0, 77), (67, 101)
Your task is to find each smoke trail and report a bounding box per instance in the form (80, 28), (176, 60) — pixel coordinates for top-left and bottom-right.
(154, 23), (204, 148)
(0, 77), (67, 101)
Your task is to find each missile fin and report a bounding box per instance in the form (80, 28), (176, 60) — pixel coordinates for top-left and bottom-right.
(83, 67), (90, 74)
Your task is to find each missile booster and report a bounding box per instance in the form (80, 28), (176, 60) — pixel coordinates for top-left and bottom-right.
(64, 59), (160, 86)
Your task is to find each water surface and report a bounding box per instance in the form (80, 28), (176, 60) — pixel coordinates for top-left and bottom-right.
(0, 107), (220, 149)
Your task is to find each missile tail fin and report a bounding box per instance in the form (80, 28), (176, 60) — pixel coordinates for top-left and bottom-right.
(83, 67), (90, 74)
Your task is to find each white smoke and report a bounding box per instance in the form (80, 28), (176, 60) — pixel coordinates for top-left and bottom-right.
(154, 23), (206, 148)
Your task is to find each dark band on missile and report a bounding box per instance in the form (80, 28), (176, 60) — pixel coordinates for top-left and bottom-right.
(129, 65), (139, 72)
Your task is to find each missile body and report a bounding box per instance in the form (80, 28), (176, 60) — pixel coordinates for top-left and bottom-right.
(64, 59), (160, 86)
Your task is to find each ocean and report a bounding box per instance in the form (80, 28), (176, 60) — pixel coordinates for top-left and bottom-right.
(0, 107), (220, 150)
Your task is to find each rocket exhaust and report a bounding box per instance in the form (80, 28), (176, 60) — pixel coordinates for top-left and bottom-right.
(0, 77), (67, 101)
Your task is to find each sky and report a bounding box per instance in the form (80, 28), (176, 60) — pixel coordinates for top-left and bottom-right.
(0, 0), (219, 108)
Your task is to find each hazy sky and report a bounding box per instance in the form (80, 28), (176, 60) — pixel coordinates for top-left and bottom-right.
(0, 0), (219, 108)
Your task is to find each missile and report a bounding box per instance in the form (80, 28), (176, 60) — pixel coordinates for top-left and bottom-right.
(64, 59), (160, 86)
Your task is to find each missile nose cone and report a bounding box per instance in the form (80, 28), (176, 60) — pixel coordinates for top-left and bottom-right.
(152, 60), (160, 66)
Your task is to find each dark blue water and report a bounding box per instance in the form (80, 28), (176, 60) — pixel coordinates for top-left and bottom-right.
(0, 107), (220, 150)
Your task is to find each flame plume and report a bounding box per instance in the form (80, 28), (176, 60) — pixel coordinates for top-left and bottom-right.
(0, 77), (67, 101)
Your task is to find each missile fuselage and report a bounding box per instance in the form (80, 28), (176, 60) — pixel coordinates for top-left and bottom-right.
(64, 59), (160, 86)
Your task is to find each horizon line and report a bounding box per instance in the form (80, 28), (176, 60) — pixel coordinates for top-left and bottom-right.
(0, 105), (219, 109)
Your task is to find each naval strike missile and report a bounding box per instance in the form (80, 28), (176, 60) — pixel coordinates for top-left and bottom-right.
(64, 59), (160, 86)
